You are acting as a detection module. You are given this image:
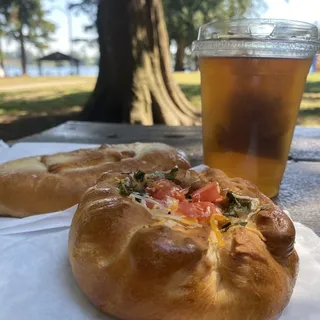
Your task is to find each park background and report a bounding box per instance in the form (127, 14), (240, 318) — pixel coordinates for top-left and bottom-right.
(1, 0), (320, 141)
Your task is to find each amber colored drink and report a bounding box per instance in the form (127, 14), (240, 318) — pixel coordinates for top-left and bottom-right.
(200, 57), (312, 197)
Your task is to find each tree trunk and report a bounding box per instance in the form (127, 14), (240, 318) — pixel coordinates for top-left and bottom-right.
(83, 0), (200, 125)
(0, 37), (5, 77)
(174, 38), (185, 71)
(19, 27), (27, 75)
(194, 55), (199, 71)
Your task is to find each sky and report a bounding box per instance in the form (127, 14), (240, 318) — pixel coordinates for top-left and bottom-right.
(3, 0), (320, 58)
(47, 0), (320, 55)
(44, 0), (96, 56)
(262, 0), (320, 23)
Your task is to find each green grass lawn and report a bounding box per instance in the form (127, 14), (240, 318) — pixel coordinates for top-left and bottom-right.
(1, 72), (320, 126)
(0, 78), (95, 123)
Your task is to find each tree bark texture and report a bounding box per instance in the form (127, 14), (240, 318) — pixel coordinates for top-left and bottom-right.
(0, 37), (5, 74)
(83, 0), (200, 125)
(19, 27), (27, 75)
(174, 38), (185, 71)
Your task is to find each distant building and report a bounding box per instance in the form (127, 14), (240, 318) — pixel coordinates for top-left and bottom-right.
(37, 51), (80, 76)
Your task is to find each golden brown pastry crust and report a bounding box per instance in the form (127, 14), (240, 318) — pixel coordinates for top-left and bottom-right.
(69, 166), (298, 320)
(0, 143), (190, 217)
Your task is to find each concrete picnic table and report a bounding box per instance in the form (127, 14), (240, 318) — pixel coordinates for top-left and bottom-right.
(16, 121), (320, 235)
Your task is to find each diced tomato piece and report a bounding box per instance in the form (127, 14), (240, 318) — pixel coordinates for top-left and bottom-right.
(178, 201), (219, 221)
(191, 182), (224, 203)
(146, 179), (187, 202)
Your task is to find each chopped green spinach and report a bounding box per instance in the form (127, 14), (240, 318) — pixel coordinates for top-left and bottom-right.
(134, 170), (145, 182)
(224, 191), (260, 217)
(236, 221), (248, 227)
(165, 167), (179, 181)
(118, 181), (131, 196)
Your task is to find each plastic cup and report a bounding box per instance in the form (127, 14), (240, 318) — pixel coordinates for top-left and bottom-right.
(193, 19), (320, 197)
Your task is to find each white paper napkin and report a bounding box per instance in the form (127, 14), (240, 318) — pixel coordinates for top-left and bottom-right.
(0, 143), (319, 319)
(0, 140), (9, 156)
(0, 205), (77, 236)
(0, 210), (319, 320)
(0, 142), (99, 164)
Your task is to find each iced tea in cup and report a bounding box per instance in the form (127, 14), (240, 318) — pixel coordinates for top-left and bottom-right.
(192, 19), (320, 197)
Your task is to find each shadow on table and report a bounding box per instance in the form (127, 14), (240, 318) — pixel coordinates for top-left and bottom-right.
(0, 91), (90, 141)
(0, 92), (89, 114)
(0, 113), (81, 142)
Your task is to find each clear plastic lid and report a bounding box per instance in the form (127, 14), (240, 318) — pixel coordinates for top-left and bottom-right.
(192, 19), (320, 58)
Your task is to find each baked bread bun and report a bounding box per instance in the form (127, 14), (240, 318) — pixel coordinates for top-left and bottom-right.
(69, 165), (298, 320)
(0, 143), (190, 218)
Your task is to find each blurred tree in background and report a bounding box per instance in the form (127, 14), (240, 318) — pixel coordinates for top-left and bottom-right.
(70, 0), (267, 73)
(82, 0), (200, 125)
(163, 0), (221, 71)
(0, 15), (5, 74)
(69, 0), (97, 44)
(0, 0), (55, 74)
(69, 0), (97, 31)
(163, 0), (267, 71)
(0, 0), (267, 123)
(74, 0), (267, 125)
